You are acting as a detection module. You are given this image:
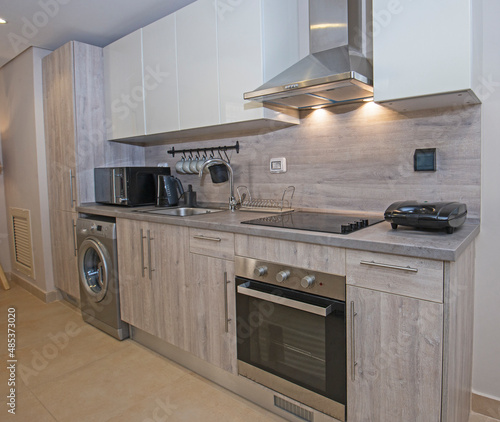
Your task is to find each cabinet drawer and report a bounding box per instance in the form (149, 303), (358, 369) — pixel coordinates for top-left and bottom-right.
(235, 234), (345, 275)
(189, 228), (234, 260)
(346, 250), (443, 302)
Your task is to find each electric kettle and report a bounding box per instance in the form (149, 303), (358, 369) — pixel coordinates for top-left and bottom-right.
(157, 175), (184, 207)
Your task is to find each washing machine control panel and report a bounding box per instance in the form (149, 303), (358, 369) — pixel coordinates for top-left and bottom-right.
(76, 218), (116, 240)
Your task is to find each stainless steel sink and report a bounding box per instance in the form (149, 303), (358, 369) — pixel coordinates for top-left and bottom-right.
(140, 207), (224, 217)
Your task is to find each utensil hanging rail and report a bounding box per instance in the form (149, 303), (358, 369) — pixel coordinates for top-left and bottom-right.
(167, 141), (240, 158)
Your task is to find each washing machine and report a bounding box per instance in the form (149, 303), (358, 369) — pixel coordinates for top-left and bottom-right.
(76, 215), (129, 340)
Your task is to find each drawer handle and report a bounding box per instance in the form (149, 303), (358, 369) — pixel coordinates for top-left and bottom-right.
(360, 260), (418, 273)
(193, 235), (222, 242)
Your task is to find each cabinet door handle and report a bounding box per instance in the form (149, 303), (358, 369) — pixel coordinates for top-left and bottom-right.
(360, 260), (418, 273)
(69, 169), (76, 208)
(72, 219), (77, 257)
(224, 271), (231, 333)
(147, 229), (155, 280)
(140, 229), (146, 278)
(193, 235), (221, 242)
(351, 301), (358, 382)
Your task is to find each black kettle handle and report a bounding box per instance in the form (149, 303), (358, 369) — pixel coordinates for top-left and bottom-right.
(174, 176), (184, 196)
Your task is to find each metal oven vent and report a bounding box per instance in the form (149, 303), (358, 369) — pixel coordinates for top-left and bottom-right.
(274, 395), (313, 422)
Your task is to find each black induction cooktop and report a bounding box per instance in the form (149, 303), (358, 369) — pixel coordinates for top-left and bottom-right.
(241, 211), (384, 235)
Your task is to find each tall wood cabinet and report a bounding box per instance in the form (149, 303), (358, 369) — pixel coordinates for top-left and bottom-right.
(43, 41), (105, 299)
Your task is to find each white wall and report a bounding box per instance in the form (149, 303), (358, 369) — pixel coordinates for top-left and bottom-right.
(472, 0), (500, 402)
(0, 47), (54, 293)
(0, 132), (11, 273)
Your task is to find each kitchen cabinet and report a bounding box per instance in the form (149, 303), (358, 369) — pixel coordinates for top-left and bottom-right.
(43, 41), (105, 299)
(185, 228), (236, 373)
(43, 42), (78, 213)
(217, 0), (304, 125)
(347, 286), (443, 421)
(186, 253), (236, 374)
(50, 210), (79, 298)
(116, 218), (189, 346)
(176, 0), (220, 130)
(103, 29), (145, 140)
(142, 14), (179, 134)
(234, 234), (345, 275)
(346, 247), (475, 422)
(103, 0), (303, 144)
(373, 0), (482, 109)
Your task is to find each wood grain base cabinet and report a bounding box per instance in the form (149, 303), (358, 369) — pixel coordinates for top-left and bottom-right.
(346, 246), (475, 422)
(116, 219), (189, 345)
(185, 253), (236, 374)
(347, 286), (443, 422)
(185, 228), (237, 373)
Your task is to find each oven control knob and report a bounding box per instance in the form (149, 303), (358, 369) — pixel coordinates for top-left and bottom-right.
(301, 275), (316, 288)
(254, 266), (268, 277)
(276, 270), (291, 283)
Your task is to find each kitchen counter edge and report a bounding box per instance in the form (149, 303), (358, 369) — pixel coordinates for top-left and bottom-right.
(77, 203), (480, 262)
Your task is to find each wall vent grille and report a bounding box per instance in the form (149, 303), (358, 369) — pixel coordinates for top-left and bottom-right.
(274, 395), (313, 422)
(10, 208), (34, 278)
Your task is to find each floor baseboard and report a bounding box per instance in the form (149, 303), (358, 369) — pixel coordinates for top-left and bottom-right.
(472, 393), (500, 420)
(10, 273), (61, 303)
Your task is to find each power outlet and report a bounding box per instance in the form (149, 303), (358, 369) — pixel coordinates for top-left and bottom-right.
(270, 157), (287, 173)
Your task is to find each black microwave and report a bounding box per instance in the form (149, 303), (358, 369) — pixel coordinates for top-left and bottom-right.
(94, 167), (171, 206)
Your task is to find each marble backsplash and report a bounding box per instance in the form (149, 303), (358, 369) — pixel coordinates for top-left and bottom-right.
(144, 102), (481, 218)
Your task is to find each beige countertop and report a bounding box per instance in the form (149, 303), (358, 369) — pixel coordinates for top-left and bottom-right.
(77, 203), (480, 262)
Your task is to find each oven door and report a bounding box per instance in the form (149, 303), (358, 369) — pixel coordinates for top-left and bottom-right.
(236, 277), (346, 420)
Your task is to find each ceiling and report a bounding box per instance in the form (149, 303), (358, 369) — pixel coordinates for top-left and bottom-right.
(0, 0), (195, 68)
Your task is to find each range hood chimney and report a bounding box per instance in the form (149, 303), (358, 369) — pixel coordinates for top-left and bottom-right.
(244, 0), (373, 109)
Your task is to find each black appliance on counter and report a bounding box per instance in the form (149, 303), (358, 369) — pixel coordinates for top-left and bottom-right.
(241, 211), (384, 234)
(95, 167), (171, 206)
(384, 201), (467, 234)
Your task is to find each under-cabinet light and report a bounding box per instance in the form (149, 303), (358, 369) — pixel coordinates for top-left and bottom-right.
(0, 18), (7, 24)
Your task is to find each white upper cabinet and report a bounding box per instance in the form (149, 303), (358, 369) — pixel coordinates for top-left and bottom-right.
(103, 0), (305, 143)
(176, 0), (220, 130)
(142, 14), (180, 134)
(217, 0), (262, 124)
(104, 29), (145, 140)
(373, 0), (482, 109)
(217, 0), (305, 125)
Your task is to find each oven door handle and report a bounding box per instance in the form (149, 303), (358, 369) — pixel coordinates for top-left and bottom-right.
(237, 285), (332, 317)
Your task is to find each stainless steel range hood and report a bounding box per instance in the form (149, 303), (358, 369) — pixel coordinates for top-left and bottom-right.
(244, 0), (373, 109)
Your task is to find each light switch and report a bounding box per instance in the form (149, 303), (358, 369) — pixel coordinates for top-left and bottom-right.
(270, 157), (287, 173)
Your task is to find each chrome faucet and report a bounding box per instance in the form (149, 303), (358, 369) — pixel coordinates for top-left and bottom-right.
(198, 158), (238, 212)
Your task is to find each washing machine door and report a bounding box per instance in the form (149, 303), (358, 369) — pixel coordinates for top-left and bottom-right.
(78, 238), (110, 303)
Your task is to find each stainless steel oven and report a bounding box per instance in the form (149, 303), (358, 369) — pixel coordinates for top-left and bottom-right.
(235, 256), (346, 421)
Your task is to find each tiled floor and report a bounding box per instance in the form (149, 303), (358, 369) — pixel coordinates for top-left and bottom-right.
(0, 284), (498, 422)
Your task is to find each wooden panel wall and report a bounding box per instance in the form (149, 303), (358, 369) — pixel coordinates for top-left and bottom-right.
(145, 103), (481, 218)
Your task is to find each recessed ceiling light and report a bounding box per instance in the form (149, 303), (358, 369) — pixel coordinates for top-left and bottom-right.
(0, 18), (7, 24)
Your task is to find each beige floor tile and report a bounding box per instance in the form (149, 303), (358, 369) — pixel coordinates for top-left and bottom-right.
(0, 376), (57, 422)
(107, 371), (287, 422)
(31, 341), (191, 422)
(14, 323), (129, 389)
(0, 292), (85, 351)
